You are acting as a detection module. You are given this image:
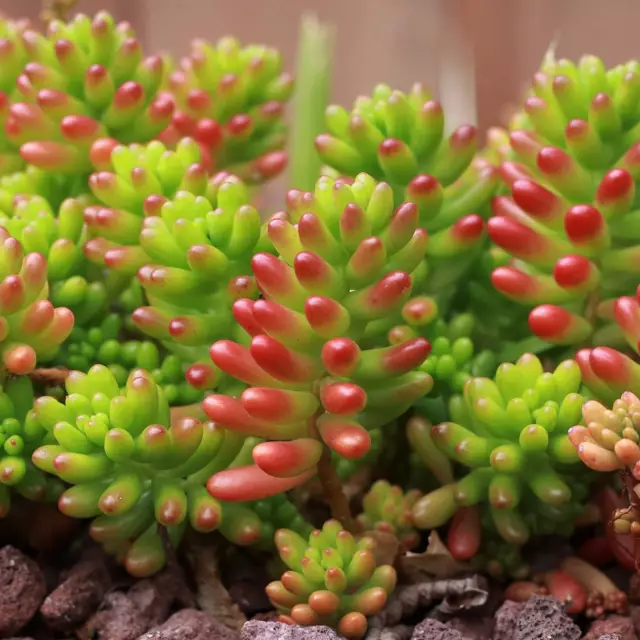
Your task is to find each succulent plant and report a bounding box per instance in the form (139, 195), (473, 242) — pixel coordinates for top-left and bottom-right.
(159, 36), (293, 183)
(132, 174), (266, 378)
(334, 427), (382, 481)
(0, 17), (28, 176)
(474, 536), (530, 581)
(30, 365), (257, 576)
(0, 6), (637, 635)
(450, 246), (543, 358)
(252, 493), (313, 548)
(575, 292), (640, 404)
(7, 12), (173, 175)
(570, 390), (640, 491)
(83, 139), (265, 380)
(83, 137), (209, 275)
(0, 182), (114, 326)
(357, 480), (421, 550)
(0, 165), (87, 210)
(267, 520), (396, 638)
(51, 313), (203, 405)
(0, 227), (74, 374)
(203, 174), (433, 509)
(410, 353), (592, 546)
(477, 127), (512, 171)
(489, 54), (640, 347)
(315, 84), (499, 298)
(390, 307), (498, 397)
(0, 375), (63, 514)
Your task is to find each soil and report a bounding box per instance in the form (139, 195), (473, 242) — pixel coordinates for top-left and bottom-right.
(0, 501), (639, 640)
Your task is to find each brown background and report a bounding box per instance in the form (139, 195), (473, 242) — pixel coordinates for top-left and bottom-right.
(6, 0), (640, 188)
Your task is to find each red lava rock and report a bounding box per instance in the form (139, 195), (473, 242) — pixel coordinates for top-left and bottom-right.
(513, 595), (581, 640)
(583, 614), (636, 640)
(127, 570), (183, 627)
(446, 616), (493, 640)
(78, 592), (146, 640)
(0, 545), (46, 637)
(139, 609), (240, 640)
(77, 565), (191, 640)
(40, 547), (112, 632)
(241, 621), (339, 640)
(410, 618), (463, 640)
(492, 600), (524, 640)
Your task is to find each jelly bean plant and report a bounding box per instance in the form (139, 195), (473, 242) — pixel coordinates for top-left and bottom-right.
(1, 2), (640, 637)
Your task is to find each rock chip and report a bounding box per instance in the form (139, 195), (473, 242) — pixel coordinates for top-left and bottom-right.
(0, 546), (46, 636)
(241, 620), (340, 640)
(492, 600), (524, 640)
(446, 616), (493, 640)
(411, 618), (463, 640)
(77, 564), (191, 640)
(583, 614), (636, 640)
(128, 570), (179, 628)
(513, 595), (581, 640)
(40, 547), (111, 632)
(140, 609), (240, 640)
(78, 592), (146, 640)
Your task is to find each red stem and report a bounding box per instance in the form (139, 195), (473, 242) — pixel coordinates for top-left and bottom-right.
(310, 414), (357, 533)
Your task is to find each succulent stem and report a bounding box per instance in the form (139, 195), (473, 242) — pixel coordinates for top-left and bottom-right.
(28, 368), (69, 386)
(310, 415), (357, 533)
(619, 469), (640, 566)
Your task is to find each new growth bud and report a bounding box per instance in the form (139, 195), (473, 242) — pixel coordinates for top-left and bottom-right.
(411, 353), (593, 546)
(267, 520), (396, 638)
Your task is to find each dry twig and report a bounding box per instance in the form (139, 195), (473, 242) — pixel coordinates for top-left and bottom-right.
(184, 534), (246, 631)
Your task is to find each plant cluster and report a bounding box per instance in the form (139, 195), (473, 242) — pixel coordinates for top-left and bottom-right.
(0, 7), (639, 637)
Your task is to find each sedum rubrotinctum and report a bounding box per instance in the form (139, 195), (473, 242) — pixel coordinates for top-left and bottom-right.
(0, 180), (115, 329)
(0, 375), (64, 515)
(410, 353), (593, 546)
(0, 17), (28, 176)
(0, 227), (74, 373)
(204, 173), (433, 502)
(268, 519), (396, 639)
(357, 479), (421, 551)
(53, 311), (204, 408)
(159, 35), (294, 183)
(7, 12), (173, 175)
(388, 308), (498, 400)
(30, 364), (273, 576)
(489, 54), (640, 348)
(315, 83), (499, 297)
(83, 138), (266, 386)
(83, 137), (212, 277)
(574, 290), (640, 405)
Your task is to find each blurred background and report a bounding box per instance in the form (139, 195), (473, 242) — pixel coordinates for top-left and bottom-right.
(7, 0), (640, 194)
